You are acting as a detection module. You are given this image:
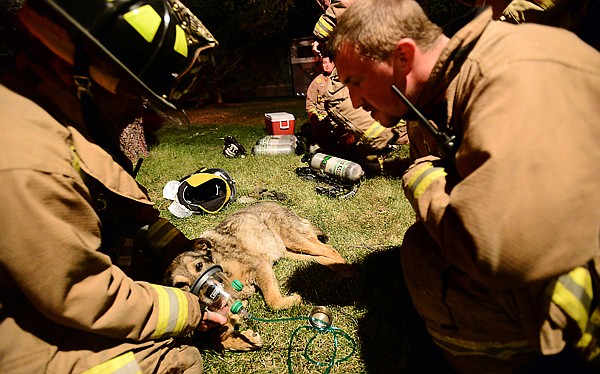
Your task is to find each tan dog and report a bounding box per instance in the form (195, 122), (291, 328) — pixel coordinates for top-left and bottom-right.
(163, 202), (353, 351)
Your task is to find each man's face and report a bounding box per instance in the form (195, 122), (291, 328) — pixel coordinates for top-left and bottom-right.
(335, 42), (406, 127)
(322, 57), (335, 75)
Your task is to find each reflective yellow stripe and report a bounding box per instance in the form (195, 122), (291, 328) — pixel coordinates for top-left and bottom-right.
(429, 330), (532, 360)
(314, 15), (335, 39)
(174, 25), (188, 57)
(406, 163), (446, 199)
(577, 307), (600, 360)
(532, 0), (557, 10)
(83, 352), (142, 374)
(150, 285), (189, 338)
(69, 145), (81, 173)
(308, 108), (320, 116)
(123, 5), (161, 43)
(550, 267), (593, 333)
(360, 121), (386, 143)
(393, 119), (407, 128)
(406, 162), (433, 189)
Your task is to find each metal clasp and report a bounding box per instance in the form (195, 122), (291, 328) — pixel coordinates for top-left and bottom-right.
(73, 75), (93, 100)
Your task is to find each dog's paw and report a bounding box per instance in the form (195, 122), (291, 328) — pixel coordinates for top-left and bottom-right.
(271, 293), (303, 309)
(220, 329), (263, 351)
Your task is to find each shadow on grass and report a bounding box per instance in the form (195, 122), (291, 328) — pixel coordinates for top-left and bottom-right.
(287, 246), (452, 373)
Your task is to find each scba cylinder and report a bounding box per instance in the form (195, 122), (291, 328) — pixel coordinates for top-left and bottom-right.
(252, 143), (295, 156)
(309, 153), (364, 183)
(255, 135), (298, 148)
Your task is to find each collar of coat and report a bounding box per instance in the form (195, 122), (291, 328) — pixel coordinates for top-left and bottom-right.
(417, 7), (492, 109)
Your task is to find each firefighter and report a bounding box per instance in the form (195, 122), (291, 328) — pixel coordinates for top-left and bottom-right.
(452, 0), (599, 50)
(0, 0), (228, 372)
(306, 56), (336, 124)
(329, 0), (600, 372)
(310, 0), (408, 175)
(302, 55), (354, 159)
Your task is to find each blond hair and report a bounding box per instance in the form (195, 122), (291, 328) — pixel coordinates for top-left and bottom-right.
(329, 0), (443, 61)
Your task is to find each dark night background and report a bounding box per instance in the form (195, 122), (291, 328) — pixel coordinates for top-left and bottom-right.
(179, 0), (470, 105)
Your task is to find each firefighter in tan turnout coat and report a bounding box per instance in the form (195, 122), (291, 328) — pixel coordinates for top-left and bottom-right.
(0, 0), (227, 372)
(312, 0), (408, 174)
(329, 0), (600, 372)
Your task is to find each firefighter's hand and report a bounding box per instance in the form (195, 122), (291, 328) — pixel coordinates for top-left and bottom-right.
(500, 0), (544, 23)
(309, 113), (321, 124)
(196, 307), (228, 332)
(312, 40), (323, 57)
(402, 156), (447, 211)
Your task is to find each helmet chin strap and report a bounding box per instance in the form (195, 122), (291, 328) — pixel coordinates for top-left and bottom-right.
(73, 45), (134, 175)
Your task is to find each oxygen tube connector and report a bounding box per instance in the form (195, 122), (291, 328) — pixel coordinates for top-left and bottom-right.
(190, 267), (356, 373)
(190, 265), (249, 318)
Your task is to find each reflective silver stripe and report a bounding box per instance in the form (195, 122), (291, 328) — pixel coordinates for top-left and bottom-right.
(550, 267), (593, 333)
(150, 285), (189, 338)
(360, 122), (386, 143)
(408, 166), (446, 199)
(314, 15), (335, 39)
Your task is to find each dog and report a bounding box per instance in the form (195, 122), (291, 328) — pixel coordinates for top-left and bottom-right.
(163, 201), (353, 351)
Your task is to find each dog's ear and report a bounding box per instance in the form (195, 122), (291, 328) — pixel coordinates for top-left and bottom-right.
(192, 238), (213, 262)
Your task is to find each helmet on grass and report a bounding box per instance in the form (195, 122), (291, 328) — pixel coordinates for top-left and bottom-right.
(163, 168), (237, 217)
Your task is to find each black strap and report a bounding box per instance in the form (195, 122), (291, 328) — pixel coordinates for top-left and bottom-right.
(295, 166), (360, 199)
(73, 46), (134, 175)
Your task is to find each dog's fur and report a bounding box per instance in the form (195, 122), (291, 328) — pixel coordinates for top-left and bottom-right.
(163, 202), (353, 351)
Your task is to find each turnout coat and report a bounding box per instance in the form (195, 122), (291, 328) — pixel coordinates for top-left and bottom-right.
(0, 73), (203, 372)
(401, 7), (600, 373)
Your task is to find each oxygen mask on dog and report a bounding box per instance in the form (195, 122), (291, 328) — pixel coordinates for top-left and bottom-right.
(190, 265), (248, 317)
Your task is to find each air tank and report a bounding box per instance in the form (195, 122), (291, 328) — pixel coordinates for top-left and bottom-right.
(308, 153), (364, 182)
(251, 143), (295, 155)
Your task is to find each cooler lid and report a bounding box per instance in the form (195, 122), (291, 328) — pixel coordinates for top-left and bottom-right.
(265, 112), (295, 121)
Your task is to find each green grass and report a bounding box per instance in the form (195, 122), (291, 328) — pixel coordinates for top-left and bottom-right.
(136, 97), (450, 373)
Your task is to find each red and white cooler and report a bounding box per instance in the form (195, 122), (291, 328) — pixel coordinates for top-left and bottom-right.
(265, 112), (295, 135)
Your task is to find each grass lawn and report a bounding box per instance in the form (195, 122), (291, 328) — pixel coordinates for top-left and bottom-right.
(136, 97), (451, 373)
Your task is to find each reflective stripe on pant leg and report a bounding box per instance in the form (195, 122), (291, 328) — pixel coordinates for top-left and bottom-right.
(577, 307), (600, 362)
(548, 266), (600, 363)
(548, 267), (593, 337)
(83, 351), (142, 374)
(428, 329), (532, 360)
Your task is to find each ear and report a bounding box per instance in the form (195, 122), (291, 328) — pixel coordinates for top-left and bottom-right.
(392, 39), (417, 76)
(192, 238), (214, 261)
(192, 238), (211, 249)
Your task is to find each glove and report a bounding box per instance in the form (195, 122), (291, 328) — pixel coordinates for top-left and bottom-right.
(403, 156), (447, 212)
(500, 0), (545, 23)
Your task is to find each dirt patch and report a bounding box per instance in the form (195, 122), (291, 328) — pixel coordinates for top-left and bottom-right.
(185, 104), (258, 125)
(182, 98), (306, 126)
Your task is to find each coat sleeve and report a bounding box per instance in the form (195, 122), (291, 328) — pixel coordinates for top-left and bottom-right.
(0, 169), (202, 341)
(313, 0), (351, 41)
(404, 56), (600, 289)
(306, 77), (322, 121)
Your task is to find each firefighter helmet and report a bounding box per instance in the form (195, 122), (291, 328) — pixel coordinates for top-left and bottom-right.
(28, 0), (217, 112)
(163, 168), (237, 217)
